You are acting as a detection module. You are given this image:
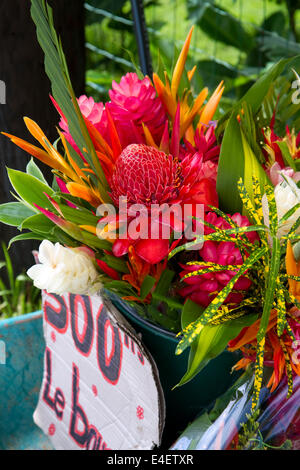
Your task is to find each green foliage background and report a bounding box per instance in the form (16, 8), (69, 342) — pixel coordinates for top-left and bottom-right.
(85, 0), (300, 115)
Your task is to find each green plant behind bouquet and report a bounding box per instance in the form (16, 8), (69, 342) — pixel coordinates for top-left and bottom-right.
(0, 243), (41, 319)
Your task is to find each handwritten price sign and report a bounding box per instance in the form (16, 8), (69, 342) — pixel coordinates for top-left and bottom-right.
(34, 292), (165, 450)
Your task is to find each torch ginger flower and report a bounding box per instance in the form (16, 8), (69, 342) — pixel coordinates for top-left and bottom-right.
(109, 143), (218, 265)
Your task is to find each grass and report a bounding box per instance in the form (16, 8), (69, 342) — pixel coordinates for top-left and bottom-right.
(0, 243), (41, 319)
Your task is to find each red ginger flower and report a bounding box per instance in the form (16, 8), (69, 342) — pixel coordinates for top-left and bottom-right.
(179, 212), (258, 307)
(108, 73), (166, 146)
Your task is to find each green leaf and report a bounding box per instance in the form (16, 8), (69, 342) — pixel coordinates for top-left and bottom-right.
(0, 202), (35, 227)
(8, 232), (47, 248)
(252, 237), (281, 409)
(188, 2), (254, 52)
(217, 57), (296, 136)
(100, 254), (129, 274)
(217, 114), (269, 214)
(51, 226), (77, 247)
(104, 280), (136, 297)
(279, 203), (300, 225)
(152, 269), (174, 297)
(265, 183), (278, 236)
(7, 168), (53, 210)
(277, 141), (296, 171)
(241, 131), (269, 210)
(140, 275), (156, 301)
(26, 158), (48, 184)
(216, 113), (244, 213)
(257, 238), (281, 341)
(2, 242), (14, 291)
(235, 58), (290, 115)
(20, 213), (55, 233)
(60, 204), (99, 226)
(54, 192), (93, 211)
(151, 269), (182, 310)
(181, 299), (204, 330)
(177, 314), (257, 386)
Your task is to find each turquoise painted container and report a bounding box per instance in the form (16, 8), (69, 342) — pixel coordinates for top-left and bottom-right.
(0, 312), (52, 450)
(106, 292), (241, 447)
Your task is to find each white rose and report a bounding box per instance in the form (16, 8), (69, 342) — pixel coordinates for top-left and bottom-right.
(262, 175), (300, 240)
(27, 240), (100, 295)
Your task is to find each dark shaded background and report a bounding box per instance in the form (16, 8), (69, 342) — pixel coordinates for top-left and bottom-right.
(0, 0), (85, 273)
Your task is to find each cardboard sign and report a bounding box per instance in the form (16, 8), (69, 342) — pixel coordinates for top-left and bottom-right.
(33, 292), (165, 450)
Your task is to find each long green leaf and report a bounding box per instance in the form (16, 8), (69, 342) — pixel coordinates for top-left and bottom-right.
(8, 232), (48, 248)
(216, 113), (244, 213)
(177, 314), (257, 387)
(2, 243), (14, 292)
(30, 0), (110, 202)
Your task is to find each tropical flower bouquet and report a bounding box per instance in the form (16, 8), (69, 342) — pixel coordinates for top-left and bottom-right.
(2, 0), (300, 444)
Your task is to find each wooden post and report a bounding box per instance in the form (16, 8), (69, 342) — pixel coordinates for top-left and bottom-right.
(0, 0), (85, 273)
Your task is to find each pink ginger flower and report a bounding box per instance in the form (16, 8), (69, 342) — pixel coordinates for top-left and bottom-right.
(180, 125), (220, 182)
(107, 73), (166, 147)
(267, 162), (300, 186)
(58, 95), (108, 157)
(179, 212), (259, 308)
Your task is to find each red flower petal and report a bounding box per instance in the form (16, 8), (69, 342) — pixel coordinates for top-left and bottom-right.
(112, 238), (131, 257)
(96, 259), (120, 280)
(135, 238), (169, 264)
